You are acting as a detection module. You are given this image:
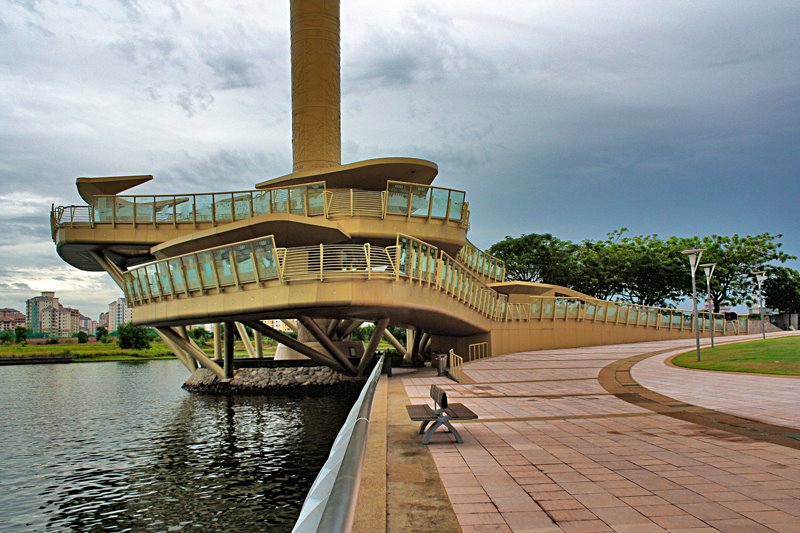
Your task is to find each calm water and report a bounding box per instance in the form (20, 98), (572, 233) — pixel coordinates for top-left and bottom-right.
(0, 360), (355, 532)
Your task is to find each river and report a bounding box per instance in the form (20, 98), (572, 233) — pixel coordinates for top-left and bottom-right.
(0, 360), (356, 532)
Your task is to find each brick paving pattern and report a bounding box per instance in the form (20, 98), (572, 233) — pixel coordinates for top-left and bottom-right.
(402, 334), (800, 532)
(632, 339), (800, 430)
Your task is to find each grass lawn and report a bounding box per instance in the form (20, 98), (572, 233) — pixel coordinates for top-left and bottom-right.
(671, 335), (800, 376)
(0, 341), (176, 362)
(0, 339), (280, 362)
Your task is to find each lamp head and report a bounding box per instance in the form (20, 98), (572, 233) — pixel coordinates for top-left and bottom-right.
(700, 263), (716, 280)
(682, 248), (704, 272)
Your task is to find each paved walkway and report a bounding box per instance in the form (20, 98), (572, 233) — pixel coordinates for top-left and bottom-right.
(400, 335), (800, 532)
(632, 334), (800, 430)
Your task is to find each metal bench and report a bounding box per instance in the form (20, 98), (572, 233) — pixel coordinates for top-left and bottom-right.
(405, 384), (478, 444)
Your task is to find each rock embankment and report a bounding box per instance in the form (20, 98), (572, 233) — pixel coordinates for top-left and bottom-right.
(183, 365), (364, 395)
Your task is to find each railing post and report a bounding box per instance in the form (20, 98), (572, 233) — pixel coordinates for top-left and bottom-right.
(350, 189), (354, 217)
(320, 243), (324, 281)
(365, 243), (371, 280)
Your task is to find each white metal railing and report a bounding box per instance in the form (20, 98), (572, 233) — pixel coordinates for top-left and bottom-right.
(467, 342), (490, 361)
(325, 190), (385, 218)
(292, 356), (384, 533)
(449, 349), (463, 383)
(277, 244), (396, 282)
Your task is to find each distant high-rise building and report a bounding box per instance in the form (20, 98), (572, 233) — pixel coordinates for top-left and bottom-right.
(0, 308), (26, 331)
(99, 312), (108, 329)
(108, 298), (133, 333)
(26, 292), (89, 337)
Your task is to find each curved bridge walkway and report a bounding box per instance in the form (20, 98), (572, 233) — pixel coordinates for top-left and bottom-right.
(398, 333), (800, 532)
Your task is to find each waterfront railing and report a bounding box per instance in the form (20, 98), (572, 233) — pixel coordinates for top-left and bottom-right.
(292, 356), (384, 533)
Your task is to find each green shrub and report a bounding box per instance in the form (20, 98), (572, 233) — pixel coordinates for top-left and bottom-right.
(117, 322), (151, 350)
(77, 331), (89, 344)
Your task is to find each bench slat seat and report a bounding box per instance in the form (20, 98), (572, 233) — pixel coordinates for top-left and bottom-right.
(405, 384), (478, 444)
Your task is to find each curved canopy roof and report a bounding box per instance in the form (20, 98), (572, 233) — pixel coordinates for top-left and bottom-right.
(76, 175), (153, 203)
(150, 214), (350, 259)
(255, 157), (438, 191)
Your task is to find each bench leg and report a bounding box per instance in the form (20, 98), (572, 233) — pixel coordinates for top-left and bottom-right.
(421, 417), (464, 444)
(418, 420), (432, 435)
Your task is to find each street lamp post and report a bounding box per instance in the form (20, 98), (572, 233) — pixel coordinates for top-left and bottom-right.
(683, 248), (704, 362)
(700, 263), (716, 348)
(752, 271), (767, 340)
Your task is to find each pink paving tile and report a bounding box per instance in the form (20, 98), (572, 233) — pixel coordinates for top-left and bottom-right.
(398, 334), (800, 533)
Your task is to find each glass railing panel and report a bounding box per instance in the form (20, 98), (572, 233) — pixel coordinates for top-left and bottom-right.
(213, 248), (235, 286)
(175, 196), (194, 223)
(124, 276), (136, 302)
(618, 308), (628, 323)
(155, 196), (175, 224)
(94, 197), (114, 223)
(271, 188), (289, 213)
(410, 186), (432, 217)
(168, 258), (185, 292)
(213, 193), (233, 222)
(195, 195), (213, 222)
(543, 301), (554, 318)
(254, 241), (278, 279)
(596, 304), (606, 321)
(156, 262), (172, 294)
(430, 188), (449, 218)
(116, 200), (134, 223)
(233, 244), (256, 283)
(135, 269), (150, 300)
(307, 184), (325, 215)
(530, 298), (541, 318)
(554, 300), (567, 319)
(136, 200), (154, 223)
(197, 251), (216, 288)
(671, 314), (681, 328)
(182, 256), (201, 291)
(253, 190), (271, 216)
(448, 190), (465, 221)
(660, 313), (669, 327)
(606, 305), (617, 322)
(386, 183), (409, 215)
(233, 193), (252, 220)
(289, 187), (306, 215)
(145, 264), (160, 297)
(567, 300), (578, 319)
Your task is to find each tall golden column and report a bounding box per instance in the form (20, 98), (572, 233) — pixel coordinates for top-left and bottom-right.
(290, 0), (341, 172)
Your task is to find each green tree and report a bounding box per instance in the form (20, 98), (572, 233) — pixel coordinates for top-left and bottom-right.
(96, 326), (108, 340)
(612, 234), (689, 307)
(117, 322), (151, 350)
(681, 233), (794, 312)
(0, 330), (14, 344)
(488, 233), (579, 285)
(14, 325), (27, 344)
(190, 327), (211, 343)
(571, 239), (624, 300)
(764, 267), (800, 314)
(76, 331), (89, 344)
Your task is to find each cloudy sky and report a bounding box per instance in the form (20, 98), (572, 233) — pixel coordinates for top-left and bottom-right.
(2, 0), (799, 318)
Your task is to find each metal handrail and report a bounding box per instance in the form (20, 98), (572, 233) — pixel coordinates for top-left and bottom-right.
(122, 234), (730, 335)
(52, 182), (470, 230)
(292, 356), (384, 533)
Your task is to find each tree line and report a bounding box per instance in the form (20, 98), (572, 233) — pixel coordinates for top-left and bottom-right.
(487, 230), (800, 313)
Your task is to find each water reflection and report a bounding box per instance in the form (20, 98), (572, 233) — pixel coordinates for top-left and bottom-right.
(0, 361), (356, 532)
